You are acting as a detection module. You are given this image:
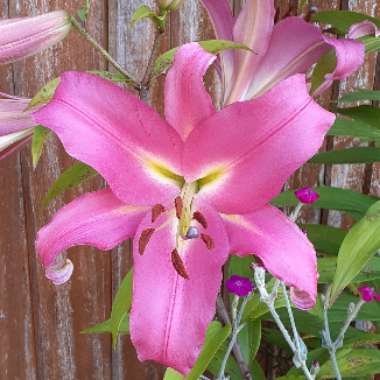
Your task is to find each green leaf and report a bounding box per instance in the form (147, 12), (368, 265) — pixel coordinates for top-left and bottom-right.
(362, 35), (380, 53)
(318, 256), (380, 284)
(31, 126), (50, 169)
(310, 147), (380, 164)
(153, 40), (251, 77)
(89, 70), (132, 84)
(77, 0), (91, 22)
(340, 90), (380, 103)
(43, 161), (97, 206)
(303, 224), (346, 255)
(186, 321), (231, 380)
(27, 78), (60, 110)
(329, 118), (380, 143)
(319, 349), (380, 378)
(337, 105), (380, 129)
(110, 270), (133, 348)
(82, 315), (129, 335)
(310, 50), (336, 93)
(131, 5), (158, 26)
(312, 10), (380, 34)
(330, 200), (380, 305)
(250, 360), (266, 380)
(272, 187), (378, 220)
(163, 368), (184, 380)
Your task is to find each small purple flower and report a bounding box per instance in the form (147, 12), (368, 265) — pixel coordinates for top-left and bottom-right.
(358, 286), (377, 302)
(226, 275), (254, 297)
(294, 187), (320, 204)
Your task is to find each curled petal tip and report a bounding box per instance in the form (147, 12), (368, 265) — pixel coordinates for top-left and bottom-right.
(0, 11), (71, 64)
(45, 258), (74, 285)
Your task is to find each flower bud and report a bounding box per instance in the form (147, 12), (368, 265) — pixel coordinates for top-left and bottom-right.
(158, 0), (182, 10)
(0, 11), (71, 64)
(294, 187), (319, 204)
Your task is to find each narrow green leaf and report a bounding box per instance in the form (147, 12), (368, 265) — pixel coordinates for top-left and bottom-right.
(303, 224), (346, 255)
(163, 368), (184, 380)
(310, 50), (336, 93)
(31, 126), (50, 169)
(27, 78), (60, 110)
(250, 360), (266, 380)
(362, 35), (380, 53)
(77, 0), (91, 22)
(340, 90), (380, 103)
(153, 40), (251, 77)
(81, 315), (129, 335)
(131, 5), (157, 26)
(337, 105), (380, 129)
(111, 270), (133, 348)
(312, 11), (380, 34)
(89, 70), (131, 84)
(43, 161), (97, 206)
(330, 200), (380, 305)
(272, 187), (378, 220)
(310, 147), (380, 164)
(186, 321), (231, 380)
(319, 349), (380, 378)
(328, 118), (380, 143)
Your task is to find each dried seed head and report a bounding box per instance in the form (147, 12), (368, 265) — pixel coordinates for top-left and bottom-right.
(151, 204), (165, 223)
(138, 228), (155, 255)
(201, 233), (214, 250)
(171, 249), (189, 279)
(193, 211), (208, 229)
(174, 196), (183, 219)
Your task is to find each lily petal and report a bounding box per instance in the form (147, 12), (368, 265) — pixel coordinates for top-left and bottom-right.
(348, 20), (380, 39)
(226, 0), (275, 103)
(222, 205), (317, 309)
(36, 189), (148, 282)
(183, 74), (335, 214)
(314, 37), (365, 96)
(0, 11), (70, 64)
(199, 0), (235, 89)
(130, 199), (229, 374)
(165, 43), (216, 141)
(245, 17), (329, 99)
(0, 98), (34, 135)
(33, 72), (184, 206)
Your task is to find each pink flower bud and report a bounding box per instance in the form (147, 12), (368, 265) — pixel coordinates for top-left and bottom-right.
(294, 187), (319, 204)
(0, 11), (71, 64)
(358, 286), (376, 302)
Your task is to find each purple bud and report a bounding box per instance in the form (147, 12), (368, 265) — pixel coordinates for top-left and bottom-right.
(225, 275), (254, 297)
(294, 187), (319, 204)
(186, 226), (199, 239)
(358, 286), (375, 302)
(374, 293), (380, 302)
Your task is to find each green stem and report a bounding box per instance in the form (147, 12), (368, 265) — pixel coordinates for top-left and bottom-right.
(70, 17), (139, 90)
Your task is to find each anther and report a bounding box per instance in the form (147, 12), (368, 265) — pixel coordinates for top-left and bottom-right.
(138, 228), (155, 255)
(171, 249), (189, 279)
(201, 233), (214, 250)
(151, 204), (165, 223)
(174, 196), (183, 219)
(186, 226), (199, 239)
(193, 211), (208, 229)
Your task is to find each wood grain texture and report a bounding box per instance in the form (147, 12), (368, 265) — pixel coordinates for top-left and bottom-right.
(0, 0), (379, 379)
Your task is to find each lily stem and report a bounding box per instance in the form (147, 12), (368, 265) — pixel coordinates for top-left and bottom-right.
(216, 296), (253, 380)
(322, 294), (365, 380)
(70, 16), (139, 90)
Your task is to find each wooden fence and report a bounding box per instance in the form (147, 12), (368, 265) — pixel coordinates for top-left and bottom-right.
(0, 0), (379, 379)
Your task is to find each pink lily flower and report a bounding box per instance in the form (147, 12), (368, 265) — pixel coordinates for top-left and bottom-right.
(200, 0), (365, 103)
(0, 96), (35, 160)
(0, 11), (71, 64)
(33, 43), (334, 374)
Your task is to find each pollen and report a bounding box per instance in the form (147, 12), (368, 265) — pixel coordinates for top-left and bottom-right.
(138, 228), (155, 255)
(174, 196), (183, 219)
(151, 204), (165, 223)
(193, 210), (208, 229)
(201, 233), (214, 250)
(171, 248), (189, 279)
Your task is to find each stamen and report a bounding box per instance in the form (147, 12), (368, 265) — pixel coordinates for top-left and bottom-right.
(151, 204), (165, 223)
(171, 249), (189, 279)
(174, 196), (183, 219)
(138, 228), (155, 255)
(201, 233), (214, 250)
(186, 226), (199, 239)
(193, 211), (208, 229)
